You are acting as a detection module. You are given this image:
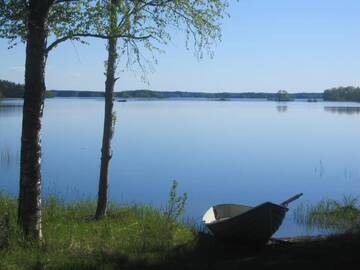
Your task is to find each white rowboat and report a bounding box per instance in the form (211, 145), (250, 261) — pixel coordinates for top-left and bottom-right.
(202, 193), (303, 244)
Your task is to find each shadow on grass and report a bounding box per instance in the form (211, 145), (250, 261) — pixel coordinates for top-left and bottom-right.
(44, 232), (360, 270)
(2, 191), (360, 270)
(44, 232), (261, 270)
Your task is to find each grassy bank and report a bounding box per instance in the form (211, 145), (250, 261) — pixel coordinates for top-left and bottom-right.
(294, 195), (360, 234)
(2, 193), (360, 269)
(0, 194), (195, 270)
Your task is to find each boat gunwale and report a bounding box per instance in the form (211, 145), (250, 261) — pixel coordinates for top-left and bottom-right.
(204, 202), (288, 225)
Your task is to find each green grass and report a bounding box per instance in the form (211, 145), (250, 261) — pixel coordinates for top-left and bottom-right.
(294, 195), (360, 234)
(0, 194), (196, 270)
(3, 189), (360, 269)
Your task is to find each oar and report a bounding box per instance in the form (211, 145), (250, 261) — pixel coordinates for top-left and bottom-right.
(280, 193), (303, 207)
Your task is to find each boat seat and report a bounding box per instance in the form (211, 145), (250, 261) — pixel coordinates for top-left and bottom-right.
(203, 204), (253, 224)
(214, 204), (253, 220)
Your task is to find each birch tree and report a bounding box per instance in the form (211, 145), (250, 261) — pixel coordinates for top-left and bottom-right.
(94, 0), (229, 218)
(0, 0), (148, 240)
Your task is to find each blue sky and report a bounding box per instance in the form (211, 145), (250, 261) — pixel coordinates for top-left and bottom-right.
(1, 0), (360, 93)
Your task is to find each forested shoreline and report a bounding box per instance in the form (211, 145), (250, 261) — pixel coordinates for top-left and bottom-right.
(0, 80), (24, 98)
(323, 87), (360, 102)
(4, 79), (360, 102)
(52, 89), (324, 99)
(1, 79), (323, 100)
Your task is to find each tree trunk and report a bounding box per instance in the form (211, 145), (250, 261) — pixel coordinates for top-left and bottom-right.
(18, 1), (51, 240)
(95, 0), (118, 219)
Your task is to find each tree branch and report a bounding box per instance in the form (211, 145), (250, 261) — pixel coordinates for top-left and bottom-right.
(54, 0), (78, 3)
(46, 33), (151, 53)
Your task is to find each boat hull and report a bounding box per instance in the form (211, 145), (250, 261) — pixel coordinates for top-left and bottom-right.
(205, 202), (287, 244)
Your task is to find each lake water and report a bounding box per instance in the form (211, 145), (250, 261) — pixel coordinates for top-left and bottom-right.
(1, 98), (360, 237)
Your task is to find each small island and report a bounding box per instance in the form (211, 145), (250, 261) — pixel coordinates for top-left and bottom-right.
(268, 90), (293, 102)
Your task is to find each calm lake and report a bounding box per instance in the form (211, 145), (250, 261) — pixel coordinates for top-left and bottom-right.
(1, 98), (360, 237)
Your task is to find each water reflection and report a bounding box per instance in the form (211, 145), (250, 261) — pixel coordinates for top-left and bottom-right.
(1, 99), (360, 237)
(314, 160), (325, 178)
(294, 195), (360, 234)
(324, 106), (360, 115)
(0, 104), (22, 116)
(0, 147), (19, 170)
(276, 105), (288, 113)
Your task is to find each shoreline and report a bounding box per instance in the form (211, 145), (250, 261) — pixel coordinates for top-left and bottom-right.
(1, 196), (359, 269)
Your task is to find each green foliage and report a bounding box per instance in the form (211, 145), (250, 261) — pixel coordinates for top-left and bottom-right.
(50, 90), (104, 98)
(165, 180), (188, 222)
(0, 78), (326, 100)
(0, 80), (56, 99)
(323, 86), (360, 102)
(0, 79), (24, 98)
(0, 0), (27, 47)
(50, 89), (322, 99)
(119, 0), (229, 53)
(118, 0), (229, 80)
(1, 0), (229, 58)
(294, 195), (360, 234)
(45, 90), (55, 98)
(0, 0), (97, 50)
(0, 193), (195, 270)
(274, 90), (292, 102)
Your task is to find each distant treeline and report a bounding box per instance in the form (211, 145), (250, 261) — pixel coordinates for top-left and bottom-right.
(0, 80), (55, 99)
(0, 79), (24, 98)
(50, 90), (104, 98)
(323, 87), (360, 102)
(7, 78), (358, 101)
(49, 89), (323, 100)
(118, 90), (275, 99)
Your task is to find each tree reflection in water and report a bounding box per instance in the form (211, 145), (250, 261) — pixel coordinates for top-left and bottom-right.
(324, 106), (360, 115)
(276, 105), (288, 113)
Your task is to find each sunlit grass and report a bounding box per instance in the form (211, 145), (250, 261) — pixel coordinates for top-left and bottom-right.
(294, 195), (360, 234)
(0, 183), (195, 270)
